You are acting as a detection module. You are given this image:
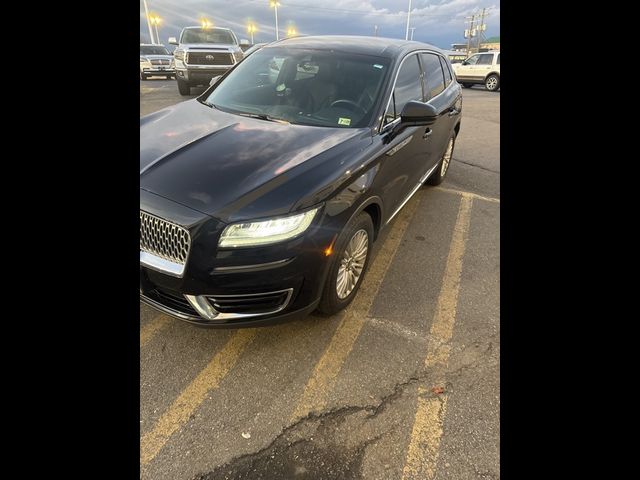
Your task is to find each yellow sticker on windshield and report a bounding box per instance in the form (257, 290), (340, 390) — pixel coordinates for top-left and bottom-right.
(338, 118), (351, 126)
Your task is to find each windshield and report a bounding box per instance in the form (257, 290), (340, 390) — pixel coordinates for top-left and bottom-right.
(140, 46), (170, 55)
(181, 28), (236, 44)
(203, 47), (391, 128)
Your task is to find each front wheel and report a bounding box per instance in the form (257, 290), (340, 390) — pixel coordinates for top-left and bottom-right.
(485, 74), (500, 91)
(427, 134), (456, 186)
(177, 78), (191, 96)
(140, 72), (147, 81)
(317, 212), (374, 315)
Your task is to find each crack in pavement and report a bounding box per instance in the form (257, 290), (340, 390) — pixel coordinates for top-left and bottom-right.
(452, 157), (500, 174)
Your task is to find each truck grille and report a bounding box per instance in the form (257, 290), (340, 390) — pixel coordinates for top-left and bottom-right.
(140, 211), (191, 265)
(186, 52), (234, 66)
(150, 59), (171, 65)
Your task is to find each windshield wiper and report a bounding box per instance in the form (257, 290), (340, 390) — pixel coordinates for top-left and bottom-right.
(236, 112), (289, 124)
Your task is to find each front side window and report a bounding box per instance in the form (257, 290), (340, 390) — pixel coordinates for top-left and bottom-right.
(204, 47), (390, 128)
(181, 28), (236, 45)
(464, 54), (480, 65)
(477, 54), (494, 65)
(384, 54), (423, 124)
(497, 53), (500, 64)
(421, 53), (445, 99)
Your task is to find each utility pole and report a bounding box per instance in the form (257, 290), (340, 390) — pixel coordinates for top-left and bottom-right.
(142, 0), (156, 44)
(405, 0), (412, 40)
(465, 14), (476, 57)
(477, 7), (488, 51)
(410, 27), (416, 40)
(374, 25), (378, 37)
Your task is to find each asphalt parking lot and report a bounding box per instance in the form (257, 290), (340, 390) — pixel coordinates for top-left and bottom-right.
(140, 78), (500, 480)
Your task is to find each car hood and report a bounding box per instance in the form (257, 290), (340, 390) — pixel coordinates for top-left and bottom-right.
(140, 100), (371, 223)
(181, 43), (238, 51)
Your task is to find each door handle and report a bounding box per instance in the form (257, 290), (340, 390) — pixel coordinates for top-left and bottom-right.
(422, 128), (433, 139)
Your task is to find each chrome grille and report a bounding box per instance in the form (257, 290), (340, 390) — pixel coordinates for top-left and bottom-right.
(140, 211), (190, 265)
(150, 59), (171, 65)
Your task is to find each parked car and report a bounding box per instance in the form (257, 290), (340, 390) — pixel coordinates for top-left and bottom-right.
(169, 26), (249, 95)
(140, 44), (175, 80)
(140, 35), (462, 327)
(451, 51), (500, 91)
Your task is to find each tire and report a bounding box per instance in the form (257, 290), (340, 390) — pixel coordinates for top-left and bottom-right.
(317, 212), (374, 315)
(485, 74), (500, 91)
(140, 72), (147, 81)
(462, 83), (473, 88)
(166, 75), (173, 80)
(177, 78), (191, 96)
(426, 133), (456, 186)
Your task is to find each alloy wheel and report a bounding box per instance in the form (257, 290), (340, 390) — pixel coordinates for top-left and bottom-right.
(336, 229), (369, 299)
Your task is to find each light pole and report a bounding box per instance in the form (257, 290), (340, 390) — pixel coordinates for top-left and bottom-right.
(247, 23), (256, 44)
(150, 15), (161, 45)
(410, 27), (415, 40)
(405, 0), (412, 40)
(374, 25), (378, 36)
(142, 0), (156, 44)
(270, 1), (280, 40)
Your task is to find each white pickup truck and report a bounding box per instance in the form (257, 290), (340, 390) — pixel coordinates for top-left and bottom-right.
(169, 26), (249, 96)
(451, 51), (500, 91)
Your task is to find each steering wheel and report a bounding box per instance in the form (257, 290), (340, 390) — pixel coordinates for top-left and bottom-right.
(330, 99), (367, 115)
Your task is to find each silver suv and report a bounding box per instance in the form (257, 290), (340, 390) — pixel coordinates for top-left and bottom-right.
(140, 44), (175, 80)
(169, 26), (248, 96)
(451, 51), (500, 91)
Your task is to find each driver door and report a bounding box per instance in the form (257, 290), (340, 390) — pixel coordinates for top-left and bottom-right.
(454, 53), (480, 82)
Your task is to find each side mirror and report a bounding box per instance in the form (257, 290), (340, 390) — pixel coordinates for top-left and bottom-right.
(400, 101), (438, 126)
(209, 75), (222, 86)
(168, 37), (178, 45)
(461, 61), (468, 65)
(239, 39), (250, 46)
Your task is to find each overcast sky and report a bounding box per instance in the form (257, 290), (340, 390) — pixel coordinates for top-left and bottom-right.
(140, 0), (500, 50)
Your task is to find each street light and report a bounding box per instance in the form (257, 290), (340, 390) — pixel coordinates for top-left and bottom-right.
(286, 27), (297, 37)
(201, 18), (213, 29)
(405, 0), (412, 40)
(142, 0), (155, 44)
(149, 14), (162, 45)
(247, 23), (257, 44)
(270, 1), (280, 40)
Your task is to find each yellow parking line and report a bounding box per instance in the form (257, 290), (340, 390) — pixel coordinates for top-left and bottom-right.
(402, 195), (473, 480)
(140, 314), (171, 348)
(435, 186), (500, 203)
(291, 194), (422, 420)
(140, 329), (257, 466)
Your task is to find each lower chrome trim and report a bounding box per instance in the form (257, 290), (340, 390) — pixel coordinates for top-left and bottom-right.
(212, 258), (293, 273)
(140, 294), (199, 321)
(140, 251), (185, 277)
(385, 162), (440, 225)
(186, 288), (294, 321)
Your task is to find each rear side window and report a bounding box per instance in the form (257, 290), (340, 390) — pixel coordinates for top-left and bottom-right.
(439, 57), (453, 86)
(497, 53), (500, 64)
(420, 53), (445, 100)
(384, 54), (423, 123)
(477, 54), (494, 65)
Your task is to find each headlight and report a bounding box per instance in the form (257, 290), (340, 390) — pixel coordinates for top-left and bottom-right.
(219, 207), (320, 247)
(140, 56), (150, 63)
(174, 50), (185, 61)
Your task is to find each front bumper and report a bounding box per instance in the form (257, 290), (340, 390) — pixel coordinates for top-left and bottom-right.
(142, 67), (175, 75)
(177, 67), (233, 85)
(139, 191), (338, 328)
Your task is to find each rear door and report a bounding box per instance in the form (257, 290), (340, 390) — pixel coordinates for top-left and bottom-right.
(420, 53), (459, 174)
(474, 53), (496, 80)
